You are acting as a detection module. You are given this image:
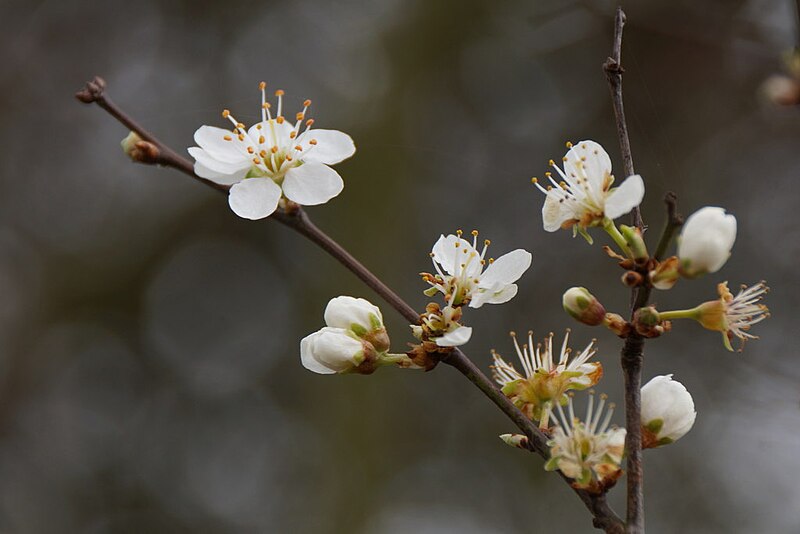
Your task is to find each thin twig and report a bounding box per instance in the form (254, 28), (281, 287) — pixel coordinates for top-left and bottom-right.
(652, 192), (683, 261)
(76, 78), (625, 533)
(603, 7), (644, 533)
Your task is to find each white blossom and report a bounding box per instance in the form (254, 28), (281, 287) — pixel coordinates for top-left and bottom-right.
(533, 140), (644, 233)
(544, 392), (626, 490)
(412, 305), (473, 347)
(300, 327), (367, 374)
(640, 375), (696, 448)
(678, 207), (737, 277)
(189, 82), (355, 220)
(422, 230), (531, 309)
(491, 330), (603, 427)
(324, 296), (384, 336)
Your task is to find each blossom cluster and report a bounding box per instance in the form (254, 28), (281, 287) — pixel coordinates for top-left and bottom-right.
(177, 85), (769, 494)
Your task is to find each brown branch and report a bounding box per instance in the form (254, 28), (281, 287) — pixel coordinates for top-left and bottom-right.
(76, 78), (625, 533)
(652, 192), (683, 261)
(603, 7), (644, 533)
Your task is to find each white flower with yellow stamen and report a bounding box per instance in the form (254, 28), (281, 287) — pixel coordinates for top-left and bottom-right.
(544, 392), (626, 491)
(188, 82), (355, 220)
(695, 281), (770, 351)
(491, 330), (603, 428)
(421, 230), (531, 309)
(532, 140), (644, 236)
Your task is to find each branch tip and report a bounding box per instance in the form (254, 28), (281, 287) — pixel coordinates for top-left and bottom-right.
(75, 76), (106, 103)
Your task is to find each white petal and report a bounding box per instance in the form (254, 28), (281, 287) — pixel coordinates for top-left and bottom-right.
(604, 174), (645, 220)
(248, 120), (296, 149)
(193, 159), (249, 186)
(324, 296), (383, 331)
(301, 333), (336, 374)
(282, 163), (344, 206)
(431, 234), (479, 276)
(189, 147), (250, 176)
(435, 326), (473, 347)
(228, 178), (282, 220)
(563, 140), (612, 192)
(542, 193), (573, 232)
(297, 129), (356, 165)
(469, 284), (519, 308)
(479, 249), (532, 287)
(194, 125), (250, 162)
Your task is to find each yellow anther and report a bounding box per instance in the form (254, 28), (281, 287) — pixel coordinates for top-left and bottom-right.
(259, 150), (267, 157)
(262, 103), (271, 109)
(236, 122), (244, 129)
(276, 116), (285, 124)
(247, 146), (254, 154)
(545, 171), (552, 177)
(294, 145), (303, 151)
(222, 109), (230, 118)
(305, 119), (315, 127)
(548, 159), (556, 166)
(256, 124), (262, 130)
(259, 81), (266, 90)
(223, 135), (232, 141)
(303, 99), (312, 107)
(309, 139), (318, 145)
(252, 157), (262, 164)
(566, 141), (573, 148)
(289, 131), (297, 139)
(286, 155), (293, 161)
(484, 239), (491, 246)
(271, 146), (278, 153)
(488, 258), (495, 263)
(237, 134), (245, 141)
(509, 331), (517, 337)
(581, 143), (587, 149)
(531, 177), (538, 183)
(471, 230), (479, 237)
(456, 229), (463, 236)
(296, 112), (304, 121)
(258, 135), (265, 144)
(275, 89), (285, 96)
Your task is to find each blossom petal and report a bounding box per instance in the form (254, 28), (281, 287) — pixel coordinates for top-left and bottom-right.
(248, 120), (296, 148)
(470, 284), (518, 308)
(435, 326), (473, 347)
(431, 234), (479, 276)
(282, 163), (344, 206)
(479, 249), (532, 287)
(542, 193), (574, 232)
(604, 174), (645, 220)
(300, 334), (336, 374)
(297, 129), (356, 165)
(228, 178), (282, 220)
(194, 126), (250, 162)
(563, 140), (612, 193)
(189, 147), (250, 177)
(193, 159), (249, 186)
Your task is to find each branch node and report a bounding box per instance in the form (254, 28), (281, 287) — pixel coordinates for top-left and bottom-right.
(75, 76), (107, 103)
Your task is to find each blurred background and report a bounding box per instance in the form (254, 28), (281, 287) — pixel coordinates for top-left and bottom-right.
(1, 0), (798, 532)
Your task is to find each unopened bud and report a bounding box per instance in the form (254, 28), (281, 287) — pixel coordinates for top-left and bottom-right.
(499, 433), (530, 449)
(121, 132), (160, 163)
(649, 256), (680, 290)
(602, 313), (630, 337)
(563, 287), (606, 326)
(641, 375), (696, 448)
(633, 307), (670, 338)
(620, 224), (648, 262)
(325, 296), (389, 351)
(622, 270), (643, 287)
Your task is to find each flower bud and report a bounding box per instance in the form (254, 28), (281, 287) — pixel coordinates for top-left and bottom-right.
(620, 224), (648, 262)
(324, 296), (389, 351)
(641, 375), (696, 448)
(678, 207), (736, 277)
(633, 306), (670, 338)
(563, 287), (606, 326)
(499, 433), (529, 449)
(121, 131), (160, 163)
(649, 256), (680, 290)
(300, 327), (375, 375)
(602, 312), (630, 337)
